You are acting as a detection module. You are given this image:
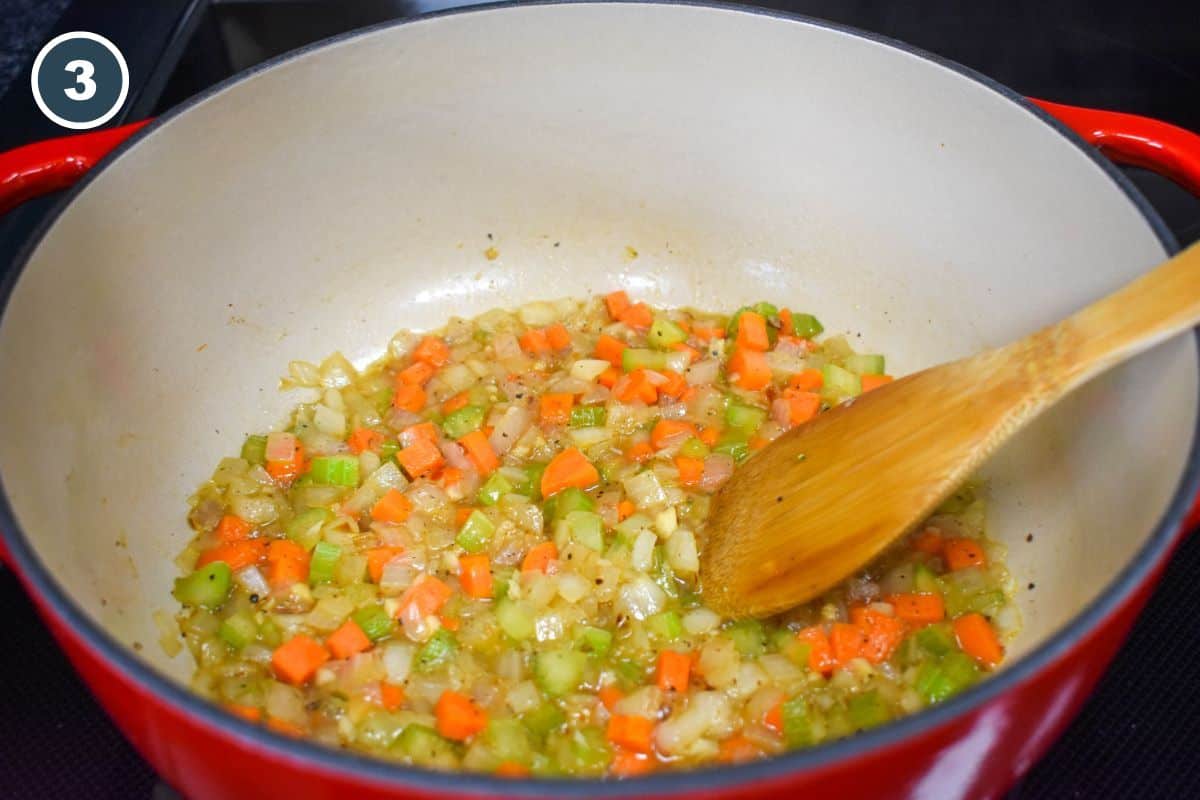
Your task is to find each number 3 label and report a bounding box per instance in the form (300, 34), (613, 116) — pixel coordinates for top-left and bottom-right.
(63, 59), (97, 101)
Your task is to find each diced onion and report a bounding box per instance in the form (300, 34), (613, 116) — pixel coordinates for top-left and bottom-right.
(313, 404), (347, 437)
(666, 529), (699, 574)
(631, 530), (657, 572)
(618, 576), (666, 620)
(382, 643), (415, 683)
(235, 565), (270, 598)
(685, 359), (721, 386)
(623, 471), (667, 509)
(570, 359), (611, 381)
(683, 608), (721, 635)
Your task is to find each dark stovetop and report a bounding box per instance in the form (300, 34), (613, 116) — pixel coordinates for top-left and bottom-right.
(0, 2), (1198, 799)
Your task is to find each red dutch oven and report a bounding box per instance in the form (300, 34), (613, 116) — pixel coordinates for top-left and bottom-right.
(1, 4), (1199, 799)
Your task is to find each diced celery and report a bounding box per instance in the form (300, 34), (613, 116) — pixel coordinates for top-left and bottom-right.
(441, 405), (486, 439)
(550, 727), (611, 774)
(544, 486), (595, 523)
(915, 622), (957, 657)
(477, 472), (513, 506)
(843, 353), (886, 375)
(565, 510), (604, 552)
(534, 649), (587, 696)
(615, 658), (646, 689)
(522, 702), (567, 739)
(173, 563), (232, 609)
(726, 619), (767, 657)
(456, 510), (495, 553)
(396, 724), (458, 768)
(646, 610), (684, 641)
(725, 401), (766, 433)
(308, 455), (360, 487)
(309, 541), (341, 584)
(258, 617), (282, 648)
(416, 629), (457, 672)
(218, 611), (257, 649)
(352, 604), (395, 642)
(468, 384), (492, 407)
(790, 312), (824, 339)
(847, 690), (892, 729)
(570, 405), (607, 428)
(713, 434), (750, 463)
(913, 562), (941, 594)
(512, 462), (547, 500)
(496, 598), (536, 641)
(577, 625), (613, 657)
(915, 651), (979, 704)
(484, 718), (533, 764)
(286, 507), (332, 552)
(240, 434), (268, 466)
(648, 318), (688, 350)
(622, 348), (670, 372)
(614, 512), (652, 541)
(356, 710), (406, 750)
(821, 363), (861, 398)
(941, 651), (981, 689)
(781, 696), (813, 747)
(379, 439), (400, 463)
(773, 630), (812, 667)
(678, 437), (710, 459)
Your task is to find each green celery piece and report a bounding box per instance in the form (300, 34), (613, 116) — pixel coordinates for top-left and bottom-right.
(821, 363), (861, 398)
(648, 318), (688, 350)
(562, 727), (611, 773)
(528, 752), (556, 777)
(646, 610), (684, 641)
(286, 507), (332, 552)
(565, 510), (604, 552)
(484, 718), (533, 764)
(775, 632), (812, 668)
(534, 649), (587, 696)
(513, 462), (547, 501)
(442, 405), (486, 439)
(577, 625), (613, 657)
(621, 348), (670, 372)
(789, 312), (824, 339)
(396, 724), (458, 768)
(724, 401), (766, 433)
(544, 486), (595, 523)
(713, 434), (750, 463)
(614, 658), (646, 689)
(379, 439), (400, 463)
(257, 617), (282, 648)
(371, 388), (394, 414)
(912, 562), (941, 594)
(218, 611), (257, 649)
(416, 629), (457, 672)
(308, 455), (360, 487)
(356, 710), (407, 750)
(843, 353), (886, 375)
(570, 405), (607, 428)
(240, 435), (268, 466)
(781, 696), (814, 747)
(915, 623), (957, 657)
(496, 598), (536, 641)
(477, 472), (513, 506)
(173, 562), (232, 609)
(940, 651), (982, 690)
(456, 510), (495, 553)
(678, 437), (710, 459)
(522, 702), (567, 739)
(915, 661), (956, 703)
(308, 541), (341, 584)
(726, 619), (767, 657)
(847, 690), (892, 729)
(352, 604), (395, 642)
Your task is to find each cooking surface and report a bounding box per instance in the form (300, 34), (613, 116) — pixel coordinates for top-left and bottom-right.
(0, 1), (1197, 798)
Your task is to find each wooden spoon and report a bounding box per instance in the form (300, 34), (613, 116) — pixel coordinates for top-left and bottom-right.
(700, 242), (1200, 618)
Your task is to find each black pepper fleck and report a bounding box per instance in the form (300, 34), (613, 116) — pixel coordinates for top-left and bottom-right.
(776, 496), (783, 503)
(1025, 534), (1034, 542)
(1028, 582), (1036, 590)
(250, 593), (260, 604)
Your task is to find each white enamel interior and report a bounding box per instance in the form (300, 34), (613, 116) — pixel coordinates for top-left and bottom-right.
(0, 3), (1194, 691)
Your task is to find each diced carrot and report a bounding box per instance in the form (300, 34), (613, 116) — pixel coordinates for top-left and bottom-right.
(718, 734), (761, 764)
(522, 541), (558, 574)
(438, 613), (460, 632)
(658, 370), (689, 399)
(849, 607), (905, 663)
(371, 488), (413, 524)
(598, 684), (624, 711)
(595, 334), (628, 366)
(764, 701), (783, 734)
(266, 539), (310, 588)
(196, 539), (268, 572)
(887, 593), (946, 624)
(396, 437), (444, 479)
(458, 554), (493, 599)
(348, 427), (385, 455)
(459, 430), (499, 475)
(650, 419), (696, 450)
(693, 325), (726, 341)
(674, 456), (705, 487)
(545, 323), (572, 351)
(266, 441), (306, 485)
(788, 368), (824, 392)
(668, 343), (700, 365)
(413, 336), (450, 367)
(440, 466), (464, 488)
(728, 348), (771, 390)
(597, 366), (621, 388)
(781, 390), (821, 426)
(454, 506), (476, 526)
(604, 290), (631, 320)
(398, 574), (453, 619)
(326, 618), (372, 660)
(911, 527), (945, 555)
(393, 382), (427, 413)
(656, 650), (691, 693)
(396, 360), (435, 387)
(749, 436), (769, 451)
(379, 682), (406, 712)
(540, 393), (575, 426)
(618, 302), (654, 331)
(401, 421), (440, 448)
(271, 634), (330, 686)
(541, 447), (599, 498)
(441, 392), (471, 415)
(214, 514), (253, 543)
(778, 308), (795, 336)
(953, 613), (1004, 667)
(366, 546), (404, 584)
(616, 500), (635, 521)
(698, 426), (720, 447)
(861, 374), (894, 393)
(613, 369), (658, 404)
(435, 690), (488, 741)
(829, 622), (869, 664)
(797, 626), (836, 675)
(495, 761), (531, 778)
(519, 328), (551, 354)
(611, 748), (656, 777)
(606, 714), (655, 754)
(736, 311), (770, 352)
(944, 537), (987, 570)
(266, 718), (306, 737)
(225, 704), (262, 723)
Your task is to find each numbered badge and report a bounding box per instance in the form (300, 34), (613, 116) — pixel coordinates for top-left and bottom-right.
(31, 32), (129, 130)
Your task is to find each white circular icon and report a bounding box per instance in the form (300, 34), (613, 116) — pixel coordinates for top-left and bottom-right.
(31, 31), (129, 130)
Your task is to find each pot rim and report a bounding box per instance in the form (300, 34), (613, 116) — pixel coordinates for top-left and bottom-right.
(0, 2), (1196, 796)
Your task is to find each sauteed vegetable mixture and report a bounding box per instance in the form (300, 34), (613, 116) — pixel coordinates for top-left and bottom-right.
(170, 292), (1018, 776)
